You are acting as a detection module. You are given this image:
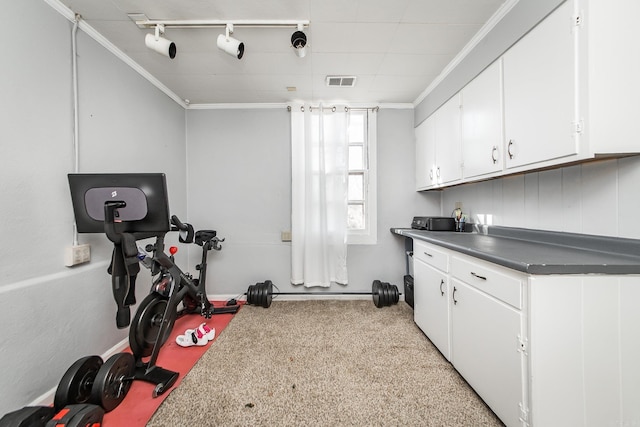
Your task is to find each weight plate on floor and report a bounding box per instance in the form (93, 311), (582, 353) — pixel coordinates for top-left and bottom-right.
(247, 284), (255, 305)
(382, 282), (391, 307)
(251, 283), (260, 306)
(54, 355), (104, 410)
(391, 284), (400, 304)
(258, 282), (267, 308)
(246, 284), (252, 304)
(265, 280), (273, 308)
(129, 293), (175, 358)
(90, 352), (135, 412)
(252, 282), (260, 306)
(372, 280), (382, 308)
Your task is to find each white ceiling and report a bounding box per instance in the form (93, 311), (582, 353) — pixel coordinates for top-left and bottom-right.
(58, 0), (507, 106)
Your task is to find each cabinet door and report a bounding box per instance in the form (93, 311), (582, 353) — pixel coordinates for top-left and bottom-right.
(503, 0), (577, 169)
(415, 116), (435, 190)
(451, 279), (523, 427)
(462, 60), (503, 178)
(434, 94), (463, 184)
(413, 259), (450, 360)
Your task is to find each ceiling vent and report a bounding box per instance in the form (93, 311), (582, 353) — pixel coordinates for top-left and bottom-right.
(325, 76), (357, 87)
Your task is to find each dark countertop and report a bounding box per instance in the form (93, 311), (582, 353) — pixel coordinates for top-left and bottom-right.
(391, 226), (640, 275)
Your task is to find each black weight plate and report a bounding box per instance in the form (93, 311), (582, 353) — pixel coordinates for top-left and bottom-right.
(54, 355), (104, 410)
(253, 283), (262, 305)
(382, 282), (391, 307)
(265, 280), (273, 308)
(245, 285), (253, 305)
(372, 280), (382, 308)
(249, 284), (257, 306)
(392, 285), (400, 304)
(129, 293), (175, 358)
(251, 283), (259, 306)
(247, 285), (253, 305)
(251, 284), (258, 305)
(90, 353), (135, 412)
(388, 284), (397, 305)
(258, 282), (267, 308)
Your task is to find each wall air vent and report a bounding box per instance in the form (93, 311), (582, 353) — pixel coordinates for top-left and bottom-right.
(325, 76), (357, 87)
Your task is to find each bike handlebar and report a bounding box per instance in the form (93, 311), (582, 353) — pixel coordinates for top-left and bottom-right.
(170, 215), (188, 231)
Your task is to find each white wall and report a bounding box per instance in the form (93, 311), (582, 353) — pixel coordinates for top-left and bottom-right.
(440, 157), (640, 239)
(0, 1), (186, 415)
(186, 108), (439, 297)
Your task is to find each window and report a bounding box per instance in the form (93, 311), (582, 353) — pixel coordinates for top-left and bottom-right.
(347, 109), (377, 244)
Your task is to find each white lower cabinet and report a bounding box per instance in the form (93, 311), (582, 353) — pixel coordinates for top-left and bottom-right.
(413, 241), (526, 426)
(411, 238), (640, 426)
(450, 279), (523, 427)
(413, 240), (451, 359)
(413, 258), (450, 360)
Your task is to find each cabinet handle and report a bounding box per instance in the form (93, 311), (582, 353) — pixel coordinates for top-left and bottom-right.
(470, 271), (487, 281)
(439, 279), (444, 296)
(491, 146), (498, 164)
(429, 169), (433, 180)
(436, 166), (441, 178)
(452, 286), (458, 305)
(423, 251), (433, 258)
(507, 140), (514, 159)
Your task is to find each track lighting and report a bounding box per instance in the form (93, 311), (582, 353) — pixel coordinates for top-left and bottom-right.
(145, 25), (176, 59)
(132, 17), (310, 61)
(291, 24), (307, 58)
(216, 24), (244, 59)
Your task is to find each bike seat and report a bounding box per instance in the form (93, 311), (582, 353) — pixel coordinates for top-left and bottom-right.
(195, 230), (217, 246)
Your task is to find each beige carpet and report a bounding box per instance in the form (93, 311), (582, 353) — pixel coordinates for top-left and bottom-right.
(148, 300), (504, 426)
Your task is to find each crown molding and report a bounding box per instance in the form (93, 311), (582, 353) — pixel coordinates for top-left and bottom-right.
(412, 0), (520, 106)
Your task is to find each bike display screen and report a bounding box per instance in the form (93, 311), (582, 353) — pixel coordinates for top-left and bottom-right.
(68, 173), (171, 234)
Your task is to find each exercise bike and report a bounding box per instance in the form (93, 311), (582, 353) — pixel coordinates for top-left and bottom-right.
(103, 201), (240, 397)
(62, 173), (240, 407)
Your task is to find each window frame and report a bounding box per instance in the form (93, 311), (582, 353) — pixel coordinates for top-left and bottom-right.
(347, 109), (377, 245)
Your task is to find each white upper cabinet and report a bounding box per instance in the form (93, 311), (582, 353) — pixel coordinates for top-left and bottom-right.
(581, 0), (640, 155)
(502, 0), (577, 169)
(434, 94), (463, 185)
(461, 60), (504, 179)
(415, 115), (435, 190)
(415, 0), (640, 192)
(415, 94), (462, 190)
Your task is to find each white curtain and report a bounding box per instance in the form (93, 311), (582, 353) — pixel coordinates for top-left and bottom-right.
(291, 104), (349, 287)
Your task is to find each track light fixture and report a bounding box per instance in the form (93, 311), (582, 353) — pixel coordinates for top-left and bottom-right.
(131, 17), (310, 60)
(291, 24), (307, 58)
(216, 24), (244, 59)
(144, 24), (176, 59)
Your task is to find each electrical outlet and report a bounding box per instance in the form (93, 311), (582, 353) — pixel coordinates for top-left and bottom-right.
(281, 231), (292, 242)
(65, 244), (91, 267)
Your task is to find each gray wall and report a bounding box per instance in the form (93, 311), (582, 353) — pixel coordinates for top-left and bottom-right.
(0, 0), (186, 415)
(185, 108), (439, 296)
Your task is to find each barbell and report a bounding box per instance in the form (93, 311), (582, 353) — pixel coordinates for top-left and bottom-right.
(245, 279), (400, 309)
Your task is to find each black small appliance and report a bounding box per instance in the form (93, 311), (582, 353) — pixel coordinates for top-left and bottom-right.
(411, 216), (456, 231)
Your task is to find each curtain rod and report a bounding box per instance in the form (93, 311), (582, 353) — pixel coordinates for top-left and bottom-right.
(286, 105), (379, 112)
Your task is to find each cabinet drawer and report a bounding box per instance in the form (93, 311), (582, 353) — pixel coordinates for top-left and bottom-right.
(451, 256), (522, 309)
(413, 240), (449, 272)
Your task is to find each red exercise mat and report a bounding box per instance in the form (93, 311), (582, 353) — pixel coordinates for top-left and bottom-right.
(102, 303), (240, 426)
